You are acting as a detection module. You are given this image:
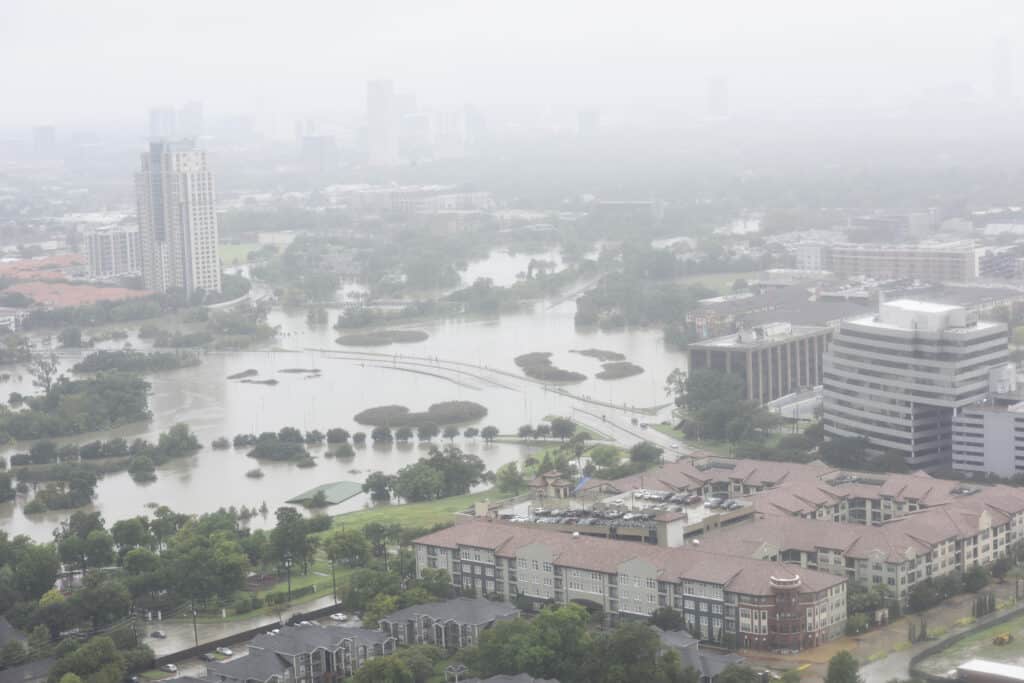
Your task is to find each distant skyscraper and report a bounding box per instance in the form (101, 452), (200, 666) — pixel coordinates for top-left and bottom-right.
(32, 125), (56, 156)
(993, 37), (1013, 105)
(149, 106), (178, 139)
(178, 101), (204, 138)
(708, 76), (729, 119)
(367, 80), (399, 166)
(135, 140), (222, 294)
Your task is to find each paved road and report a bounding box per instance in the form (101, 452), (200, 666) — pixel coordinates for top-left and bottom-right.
(144, 594), (342, 656)
(572, 406), (694, 456)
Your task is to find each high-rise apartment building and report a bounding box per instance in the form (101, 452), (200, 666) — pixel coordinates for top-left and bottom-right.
(83, 225), (141, 279)
(823, 300), (1009, 468)
(367, 80), (399, 166)
(135, 140), (222, 294)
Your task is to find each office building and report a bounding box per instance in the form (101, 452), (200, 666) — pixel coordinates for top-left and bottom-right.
(826, 242), (977, 282)
(135, 140), (222, 294)
(688, 323), (833, 404)
(367, 80), (399, 166)
(82, 225), (140, 279)
(413, 521), (847, 651)
(149, 106), (177, 139)
(823, 300), (1010, 468)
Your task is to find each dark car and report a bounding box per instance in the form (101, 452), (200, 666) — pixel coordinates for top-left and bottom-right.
(200, 653), (217, 662)
(150, 630), (167, 639)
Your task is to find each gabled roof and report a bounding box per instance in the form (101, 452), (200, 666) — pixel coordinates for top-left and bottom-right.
(414, 521), (844, 596)
(207, 650), (291, 682)
(249, 624), (390, 656)
(381, 597), (519, 626)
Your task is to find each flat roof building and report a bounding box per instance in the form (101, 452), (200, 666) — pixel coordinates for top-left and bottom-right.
(688, 323), (833, 405)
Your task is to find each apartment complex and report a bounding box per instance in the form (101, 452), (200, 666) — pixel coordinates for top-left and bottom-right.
(413, 521), (847, 651)
(135, 140), (222, 295)
(378, 598), (518, 649)
(699, 486), (1024, 605)
(205, 624), (396, 683)
(687, 323), (833, 404)
(82, 224), (140, 279)
(826, 242), (977, 281)
(822, 299), (1010, 468)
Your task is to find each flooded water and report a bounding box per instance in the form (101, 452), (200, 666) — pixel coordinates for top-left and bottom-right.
(0, 299), (686, 540)
(460, 248), (563, 287)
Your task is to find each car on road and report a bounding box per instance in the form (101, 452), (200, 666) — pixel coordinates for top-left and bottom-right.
(216, 647), (233, 657)
(159, 664), (178, 674)
(200, 653), (216, 662)
(150, 631), (167, 639)
(670, 442), (680, 450)
(330, 613), (348, 622)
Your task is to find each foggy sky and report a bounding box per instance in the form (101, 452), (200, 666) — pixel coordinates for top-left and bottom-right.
(2, 0), (1022, 128)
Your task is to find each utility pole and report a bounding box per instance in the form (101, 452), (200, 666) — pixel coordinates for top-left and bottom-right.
(284, 553), (293, 603)
(191, 599), (199, 647)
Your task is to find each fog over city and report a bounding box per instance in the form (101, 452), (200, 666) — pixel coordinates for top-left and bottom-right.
(5, 3), (1024, 683)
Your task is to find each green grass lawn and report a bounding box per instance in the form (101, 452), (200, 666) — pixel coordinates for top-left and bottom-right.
(918, 610), (1024, 674)
(327, 490), (498, 533)
(220, 242), (261, 266)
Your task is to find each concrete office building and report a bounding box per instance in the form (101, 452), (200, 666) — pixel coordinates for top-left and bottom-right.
(367, 80), (399, 166)
(823, 300), (1010, 468)
(83, 225), (140, 279)
(135, 140), (222, 294)
(827, 241), (977, 282)
(952, 366), (1024, 477)
(688, 323), (833, 405)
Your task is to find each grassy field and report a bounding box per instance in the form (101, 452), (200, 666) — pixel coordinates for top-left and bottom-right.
(672, 270), (762, 294)
(327, 490), (497, 532)
(918, 610), (1024, 675)
(220, 242), (261, 266)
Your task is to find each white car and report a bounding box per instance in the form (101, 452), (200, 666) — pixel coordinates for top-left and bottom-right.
(216, 647), (233, 657)
(159, 665), (178, 674)
(330, 613), (349, 622)
(670, 443), (680, 450)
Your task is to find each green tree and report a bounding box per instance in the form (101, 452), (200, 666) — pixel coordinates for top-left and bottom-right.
(392, 463), (444, 502)
(352, 656), (413, 683)
(394, 426), (413, 442)
(825, 651), (862, 683)
(13, 543), (60, 601)
(442, 426), (459, 441)
(495, 462), (526, 493)
(416, 423), (439, 441)
(1, 641), (27, 668)
(630, 441), (663, 465)
(362, 593), (399, 628)
(324, 529), (371, 568)
(550, 417), (577, 441)
(649, 606), (684, 631)
(362, 472), (394, 500)
(716, 665), (761, 683)
(481, 425), (499, 442)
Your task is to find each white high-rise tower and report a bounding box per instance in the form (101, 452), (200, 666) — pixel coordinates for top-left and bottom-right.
(135, 140), (222, 295)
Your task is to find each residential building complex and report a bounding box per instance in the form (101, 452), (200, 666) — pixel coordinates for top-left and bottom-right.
(378, 598), (518, 649)
(82, 224), (140, 279)
(687, 323), (833, 405)
(822, 299), (1010, 468)
(205, 624), (395, 683)
(413, 521), (848, 651)
(826, 241), (977, 281)
(135, 140), (222, 294)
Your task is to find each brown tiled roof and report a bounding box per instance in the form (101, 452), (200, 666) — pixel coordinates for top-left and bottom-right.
(414, 520), (844, 596)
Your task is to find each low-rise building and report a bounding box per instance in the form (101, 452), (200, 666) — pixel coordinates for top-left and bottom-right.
(687, 323), (833, 405)
(206, 624), (396, 683)
(378, 597), (518, 650)
(413, 520), (847, 651)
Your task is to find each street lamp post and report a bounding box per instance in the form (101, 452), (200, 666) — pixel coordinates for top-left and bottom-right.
(284, 553), (293, 604)
(330, 555), (337, 603)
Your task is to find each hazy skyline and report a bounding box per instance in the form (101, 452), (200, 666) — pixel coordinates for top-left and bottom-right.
(2, 0), (1022, 128)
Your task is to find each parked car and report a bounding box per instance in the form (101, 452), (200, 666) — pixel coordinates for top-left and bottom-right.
(200, 653), (216, 662)
(150, 631), (167, 639)
(159, 665), (178, 674)
(330, 612), (349, 622)
(216, 647), (233, 656)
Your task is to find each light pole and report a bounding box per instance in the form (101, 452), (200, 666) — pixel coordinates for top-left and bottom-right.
(191, 598), (199, 647)
(330, 555), (337, 603)
(445, 664), (467, 682)
(284, 553), (293, 604)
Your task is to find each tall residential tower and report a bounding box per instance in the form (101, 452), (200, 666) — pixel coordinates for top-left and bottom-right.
(135, 140), (221, 294)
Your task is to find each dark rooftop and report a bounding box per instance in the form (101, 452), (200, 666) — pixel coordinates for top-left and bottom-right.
(207, 650), (290, 682)
(381, 597), (519, 626)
